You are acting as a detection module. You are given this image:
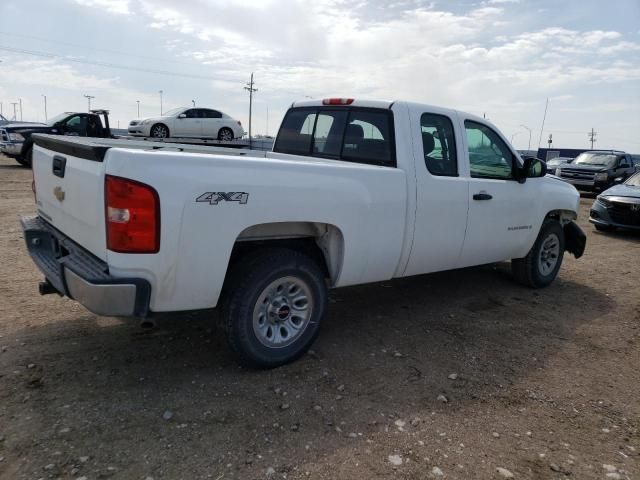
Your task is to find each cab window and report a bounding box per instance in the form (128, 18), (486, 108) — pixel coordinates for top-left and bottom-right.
(465, 120), (514, 179)
(274, 107), (395, 166)
(63, 115), (87, 136)
(420, 113), (457, 176)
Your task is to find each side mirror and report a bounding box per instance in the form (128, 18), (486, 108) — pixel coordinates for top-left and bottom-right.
(519, 157), (547, 183)
(178, 114), (186, 119)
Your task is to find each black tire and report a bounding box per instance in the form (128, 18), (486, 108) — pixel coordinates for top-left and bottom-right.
(594, 224), (615, 232)
(16, 147), (32, 168)
(512, 218), (565, 288)
(150, 123), (170, 138)
(218, 127), (234, 141)
(221, 248), (327, 368)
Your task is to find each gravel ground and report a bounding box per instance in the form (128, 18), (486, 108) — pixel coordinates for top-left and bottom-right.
(0, 153), (638, 480)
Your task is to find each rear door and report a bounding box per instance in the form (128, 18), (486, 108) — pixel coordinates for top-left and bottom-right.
(200, 109), (223, 138)
(404, 110), (469, 275)
(173, 108), (202, 137)
(32, 136), (107, 260)
(458, 119), (536, 266)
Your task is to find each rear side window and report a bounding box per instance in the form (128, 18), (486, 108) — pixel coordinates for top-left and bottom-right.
(274, 107), (395, 166)
(342, 110), (393, 166)
(420, 113), (457, 176)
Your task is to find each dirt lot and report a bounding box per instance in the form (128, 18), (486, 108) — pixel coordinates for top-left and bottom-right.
(0, 153), (638, 480)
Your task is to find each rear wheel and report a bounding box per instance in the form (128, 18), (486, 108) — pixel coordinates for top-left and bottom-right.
(218, 127), (234, 141)
(221, 248), (327, 368)
(512, 219), (565, 288)
(150, 124), (169, 138)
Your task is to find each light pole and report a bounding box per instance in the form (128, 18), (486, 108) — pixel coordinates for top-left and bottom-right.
(0, 102), (3, 117)
(19, 98), (23, 121)
(191, 99), (195, 107)
(510, 131), (521, 145)
(136, 100), (140, 118)
(520, 124), (532, 152)
(11, 102), (18, 121)
(83, 94), (95, 112)
(159, 90), (163, 115)
(42, 95), (47, 121)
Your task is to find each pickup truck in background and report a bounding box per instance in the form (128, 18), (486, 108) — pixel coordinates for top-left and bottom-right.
(0, 110), (112, 167)
(554, 150), (637, 192)
(22, 98), (586, 368)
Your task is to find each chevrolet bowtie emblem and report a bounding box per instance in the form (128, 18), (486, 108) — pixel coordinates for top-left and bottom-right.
(53, 186), (65, 202)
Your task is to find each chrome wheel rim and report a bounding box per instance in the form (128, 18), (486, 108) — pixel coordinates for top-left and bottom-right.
(252, 276), (313, 348)
(220, 129), (233, 141)
(152, 125), (166, 138)
(538, 232), (560, 276)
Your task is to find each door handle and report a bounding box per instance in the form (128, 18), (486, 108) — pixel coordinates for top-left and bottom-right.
(473, 192), (492, 201)
(52, 155), (67, 178)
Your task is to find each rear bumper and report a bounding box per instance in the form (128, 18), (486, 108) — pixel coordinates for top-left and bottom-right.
(20, 215), (151, 317)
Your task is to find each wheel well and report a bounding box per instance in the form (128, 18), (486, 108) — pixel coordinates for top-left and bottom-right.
(226, 222), (344, 285)
(545, 209), (577, 225)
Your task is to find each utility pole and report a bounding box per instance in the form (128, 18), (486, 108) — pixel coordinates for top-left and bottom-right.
(538, 97), (549, 149)
(244, 73), (257, 147)
(19, 98), (23, 121)
(83, 94), (95, 112)
(588, 128), (597, 149)
(42, 95), (47, 121)
(136, 100), (140, 118)
(11, 102), (18, 121)
(520, 124), (532, 152)
(159, 90), (163, 115)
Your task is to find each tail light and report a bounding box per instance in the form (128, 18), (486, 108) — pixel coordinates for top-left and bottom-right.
(105, 175), (160, 253)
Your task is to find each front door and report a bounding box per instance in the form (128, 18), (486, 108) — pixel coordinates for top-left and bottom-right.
(458, 119), (535, 267)
(174, 108), (202, 137)
(404, 111), (469, 276)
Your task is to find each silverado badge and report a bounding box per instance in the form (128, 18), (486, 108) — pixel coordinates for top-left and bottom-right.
(53, 186), (65, 202)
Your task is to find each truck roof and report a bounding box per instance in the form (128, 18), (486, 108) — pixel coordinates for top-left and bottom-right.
(289, 98), (485, 123)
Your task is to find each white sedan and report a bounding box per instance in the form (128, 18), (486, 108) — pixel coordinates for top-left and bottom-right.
(128, 107), (244, 140)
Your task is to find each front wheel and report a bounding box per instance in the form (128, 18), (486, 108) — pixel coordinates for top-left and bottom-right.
(218, 127), (234, 141)
(221, 248), (327, 368)
(512, 219), (565, 288)
(15, 147), (33, 168)
(150, 124), (169, 138)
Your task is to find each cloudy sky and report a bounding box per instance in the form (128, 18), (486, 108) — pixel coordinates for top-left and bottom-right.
(1, 0), (639, 151)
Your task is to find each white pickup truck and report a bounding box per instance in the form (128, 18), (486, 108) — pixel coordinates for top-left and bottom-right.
(22, 98), (586, 367)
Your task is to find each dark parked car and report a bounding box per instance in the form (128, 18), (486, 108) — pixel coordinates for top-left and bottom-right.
(0, 110), (112, 167)
(545, 156), (574, 170)
(589, 172), (640, 231)
(554, 150), (636, 192)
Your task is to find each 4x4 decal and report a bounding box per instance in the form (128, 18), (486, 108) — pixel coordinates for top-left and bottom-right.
(196, 192), (249, 205)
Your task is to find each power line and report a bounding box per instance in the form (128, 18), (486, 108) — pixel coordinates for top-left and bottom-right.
(0, 45), (243, 82)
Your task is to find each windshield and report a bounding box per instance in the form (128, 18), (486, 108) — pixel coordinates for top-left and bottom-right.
(574, 152), (617, 166)
(625, 172), (640, 187)
(46, 112), (73, 126)
(162, 107), (185, 117)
